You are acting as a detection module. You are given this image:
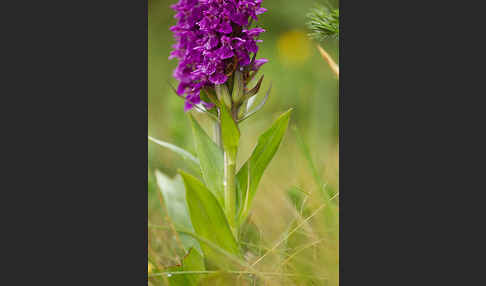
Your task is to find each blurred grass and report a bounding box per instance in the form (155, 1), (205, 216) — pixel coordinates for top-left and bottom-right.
(148, 0), (339, 285)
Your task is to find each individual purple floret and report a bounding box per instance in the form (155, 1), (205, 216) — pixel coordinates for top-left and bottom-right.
(170, 0), (268, 111)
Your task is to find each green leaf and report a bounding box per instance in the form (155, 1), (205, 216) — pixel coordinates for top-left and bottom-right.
(148, 136), (199, 165)
(189, 115), (224, 206)
(236, 109), (292, 222)
(179, 170), (240, 268)
(220, 104), (240, 159)
(155, 171), (201, 254)
(148, 136), (200, 173)
(167, 248), (205, 286)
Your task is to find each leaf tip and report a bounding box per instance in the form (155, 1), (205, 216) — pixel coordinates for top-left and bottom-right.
(278, 108), (294, 122)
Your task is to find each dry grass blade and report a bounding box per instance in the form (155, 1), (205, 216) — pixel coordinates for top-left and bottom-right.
(275, 238), (326, 270)
(317, 45), (339, 77)
(250, 203), (327, 267)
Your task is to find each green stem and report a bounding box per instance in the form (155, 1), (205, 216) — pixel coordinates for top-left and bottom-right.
(223, 139), (237, 234)
(216, 82), (240, 236)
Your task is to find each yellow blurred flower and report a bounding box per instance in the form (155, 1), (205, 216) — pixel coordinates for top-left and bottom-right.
(148, 262), (153, 274)
(277, 30), (311, 65)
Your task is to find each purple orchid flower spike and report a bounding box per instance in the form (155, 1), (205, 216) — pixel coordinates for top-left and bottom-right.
(169, 0), (269, 117)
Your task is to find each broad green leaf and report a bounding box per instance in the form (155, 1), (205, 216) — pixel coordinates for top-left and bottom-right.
(179, 170), (240, 268)
(155, 171), (201, 254)
(220, 104), (240, 159)
(167, 248), (205, 286)
(236, 109), (292, 222)
(189, 115), (224, 206)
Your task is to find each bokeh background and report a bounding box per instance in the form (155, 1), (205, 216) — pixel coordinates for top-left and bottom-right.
(148, 0), (339, 285)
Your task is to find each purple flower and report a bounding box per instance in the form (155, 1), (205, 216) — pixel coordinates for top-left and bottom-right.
(252, 58), (268, 70)
(169, 0), (268, 111)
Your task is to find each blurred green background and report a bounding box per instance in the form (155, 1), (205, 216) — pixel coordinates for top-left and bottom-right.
(148, 0), (339, 284)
